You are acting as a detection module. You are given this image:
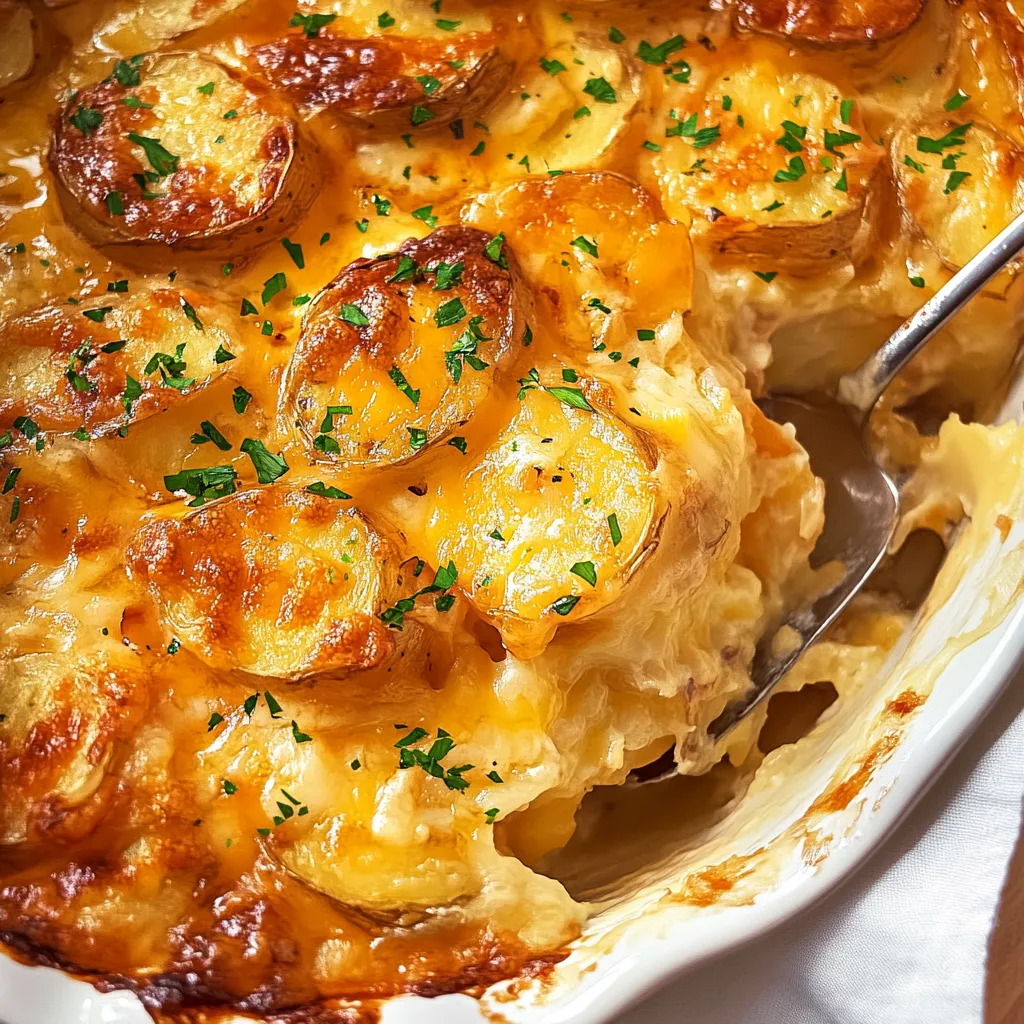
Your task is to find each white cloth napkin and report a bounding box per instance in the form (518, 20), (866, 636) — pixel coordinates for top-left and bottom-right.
(623, 668), (1024, 1024)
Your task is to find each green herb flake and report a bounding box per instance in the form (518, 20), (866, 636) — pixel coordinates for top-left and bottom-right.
(261, 272), (287, 306)
(570, 560), (597, 587)
(281, 237), (304, 269)
(583, 77), (617, 103)
(240, 437), (289, 483)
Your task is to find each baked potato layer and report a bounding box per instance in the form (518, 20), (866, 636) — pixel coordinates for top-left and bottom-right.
(283, 225), (528, 466)
(50, 51), (314, 254)
(642, 61), (885, 273)
(1, 0), (1020, 1015)
(0, 287), (237, 436)
(127, 487), (399, 679)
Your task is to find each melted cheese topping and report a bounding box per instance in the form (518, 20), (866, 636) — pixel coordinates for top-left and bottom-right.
(0, 0), (1020, 1016)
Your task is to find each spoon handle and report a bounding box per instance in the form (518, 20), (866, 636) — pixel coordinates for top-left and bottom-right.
(837, 207), (1024, 421)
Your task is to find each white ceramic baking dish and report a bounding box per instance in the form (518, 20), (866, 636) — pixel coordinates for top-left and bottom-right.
(3, 384), (1024, 1024)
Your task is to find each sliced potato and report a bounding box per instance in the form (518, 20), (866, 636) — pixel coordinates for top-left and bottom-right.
(641, 62), (885, 273)
(0, 287), (238, 436)
(127, 486), (400, 680)
(0, 645), (149, 844)
(466, 172), (692, 353)
(484, 34), (642, 172)
(49, 52), (315, 256)
(103, 0), (251, 44)
(735, 0), (925, 44)
(250, 32), (511, 129)
(279, 815), (479, 915)
(0, 2), (34, 90)
(892, 117), (1024, 270)
(283, 225), (528, 467)
(423, 386), (659, 659)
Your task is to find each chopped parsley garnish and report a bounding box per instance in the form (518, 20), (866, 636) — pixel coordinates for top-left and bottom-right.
(944, 170), (971, 193)
(918, 123), (971, 153)
(338, 303), (370, 327)
(823, 129), (862, 153)
(70, 106), (102, 136)
(433, 260), (464, 289)
(944, 90), (970, 111)
(774, 156), (806, 183)
(83, 306), (112, 323)
(307, 481), (351, 500)
(436, 18), (461, 30)
(448, 436), (467, 454)
(164, 464), (237, 506)
(222, 109), (238, 119)
(380, 561), (458, 630)
(570, 235), (599, 257)
(840, 98), (854, 124)
(232, 386), (252, 414)
(910, 275), (925, 288)
(412, 205), (438, 227)
(291, 720), (312, 743)
(214, 344), (235, 364)
(389, 254), (419, 283)
(754, 270), (778, 283)
(207, 712), (224, 730)
(607, 513), (622, 546)
(261, 272), (287, 305)
(834, 168), (849, 192)
(517, 367), (594, 411)
(411, 105), (436, 126)
(281, 237), (304, 269)
(691, 125), (720, 149)
(180, 297), (204, 331)
(484, 232), (509, 269)
(435, 296), (467, 327)
(904, 154), (925, 173)
(540, 57), (567, 75)
(570, 560), (597, 587)
(551, 594), (580, 615)
(583, 77), (617, 103)
(407, 426), (428, 451)
(197, 81), (215, 95)
(126, 132), (179, 177)
(609, 26), (625, 43)
(415, 74), (441, 95)
(289, 10), (336, 37)
(395, 726), (473, 791)
(110, 55), (143, 87)
(223, 780), (237, 795)
(485, 807), (499, 823)
(3, 468), (21, 494)
(240, 438), (289, 483)
(445, 315), (491, 382)
(190, 420), (231, 451)
(388, 366), (421, 406)
(636, 35), (685, 65)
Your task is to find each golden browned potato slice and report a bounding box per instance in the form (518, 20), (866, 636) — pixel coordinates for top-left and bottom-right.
(0, 287), (238, 437)
(250, 30), (511, 129)
(892, 117), (1024, 270)
(127, 486), (400, 680)
(0, 2), (33, 90)
(641, 62), (885, 274)
(467, 172), (692, 352)
(103, 0), (251, 43)
(485, 35), (642, 172)
(423, 385), (659, 659)
(49, 52), (315, 256)
(0, 645), (149, 845)
(735, 0), (925, 45)
(283, 225), (528, 467)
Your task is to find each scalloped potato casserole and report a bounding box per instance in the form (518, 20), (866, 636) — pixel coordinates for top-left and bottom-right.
(1, 0), (1023, 1018)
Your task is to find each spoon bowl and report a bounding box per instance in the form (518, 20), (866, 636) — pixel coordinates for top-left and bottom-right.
(632, 205), (1024, 783)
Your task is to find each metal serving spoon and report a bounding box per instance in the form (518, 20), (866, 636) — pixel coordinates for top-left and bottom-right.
(701, 207), (1024, 743)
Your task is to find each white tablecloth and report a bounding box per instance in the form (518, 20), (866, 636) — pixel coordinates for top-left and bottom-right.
(623, 669), (1024, 1024)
